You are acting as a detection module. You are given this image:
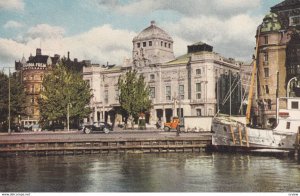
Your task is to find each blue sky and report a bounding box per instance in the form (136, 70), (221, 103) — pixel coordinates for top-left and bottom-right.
(0, 0), (282, 68)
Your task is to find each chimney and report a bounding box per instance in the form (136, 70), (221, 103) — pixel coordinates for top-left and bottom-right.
(74, 58), (78, 62)
(67, 51), (70, 60)
(151, 20), (155, 26)
(36, 48), (42, 56)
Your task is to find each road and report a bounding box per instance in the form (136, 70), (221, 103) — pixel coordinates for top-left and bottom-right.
(0, 128), (212, 142)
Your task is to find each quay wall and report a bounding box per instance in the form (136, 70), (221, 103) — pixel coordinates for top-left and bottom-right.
(0, 135), (212, 156)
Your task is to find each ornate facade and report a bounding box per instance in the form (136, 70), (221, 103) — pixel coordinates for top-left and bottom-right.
(255, 0), (300, 128)
(15, 48), (60, 121)
(83, 21), (242, 125)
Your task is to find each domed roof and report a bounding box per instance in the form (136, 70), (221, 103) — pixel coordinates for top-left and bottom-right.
(133, 21), (173, 42)
(261, 12), (281, 32)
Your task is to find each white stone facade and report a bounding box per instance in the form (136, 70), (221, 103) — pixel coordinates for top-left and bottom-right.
(83, 21), (242, 126)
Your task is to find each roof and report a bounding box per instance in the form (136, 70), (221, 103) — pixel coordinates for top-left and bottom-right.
(133, 21), (173, 42)
(260, 12), (281, 32)
(271, 0), (300, 11)
(27, 55), (50, 64)
(165, 53), (190, 65)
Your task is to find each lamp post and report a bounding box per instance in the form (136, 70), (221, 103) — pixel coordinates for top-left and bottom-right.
(287, 77), (297, 98)
(8, 68), (11, 134)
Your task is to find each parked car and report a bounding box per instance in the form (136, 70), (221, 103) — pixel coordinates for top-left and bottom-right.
(22, 124), (33, 131)
(32, 124), (42, 132)
(82, 122), (112, 134)
(43, 123), (64, 131)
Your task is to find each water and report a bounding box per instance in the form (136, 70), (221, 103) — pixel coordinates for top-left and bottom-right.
(0, 153), (299, 192)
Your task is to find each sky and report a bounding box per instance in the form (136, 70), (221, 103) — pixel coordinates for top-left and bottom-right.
(0, 0), (283, 68)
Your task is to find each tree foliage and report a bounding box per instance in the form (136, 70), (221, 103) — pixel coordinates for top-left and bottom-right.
(118, 69), (152, 127)
(39, 64), (92, 126)
(0, 71), (26, 125)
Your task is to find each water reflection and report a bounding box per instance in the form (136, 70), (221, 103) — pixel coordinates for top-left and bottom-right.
(0, 153), (299, 192)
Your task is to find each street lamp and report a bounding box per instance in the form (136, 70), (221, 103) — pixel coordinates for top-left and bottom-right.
(8, 68), (11, 134)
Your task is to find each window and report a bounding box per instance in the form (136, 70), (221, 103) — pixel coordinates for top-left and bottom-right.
(264, 67), (269, 77)
(165, 42), (167, 47)
(23, 76), (26, 81)
(150, 87), (155, 99)
(286, 122), (291, 129)
(149, 41), (152, 46)
(179, 85), (184, 100)
(104, 90), (108, 103)
(143, 42), (146, 47)
(264, 36), (268, 44)
(196, 69), (201, 75)
(115, 89), (119, 101)
(31, 98), (34, 104)
(168, 43), (171, 48)
(166, 86), (171, 101)
(290, 15), (300, 26)
(267, 99), (272, 110)
(150, 74), (155, 80)
(137, 43), (140, 48)
(31, 85), (34, 93)
(161, 41), (163, 46)
(291, 101), (299, 109)
(40, 75), (43, 81)
(265, 85), (269, 94)
(196, 83), (201, 99)
(196, 109), (202, 116)
(208, 108), (213, 116)
(31, 75), (34, 80)
(264, 52), (268, 62)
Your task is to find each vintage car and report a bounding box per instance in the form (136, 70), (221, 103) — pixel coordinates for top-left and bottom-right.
(82, 122), (112, 134)
(163, 117), (185, 132)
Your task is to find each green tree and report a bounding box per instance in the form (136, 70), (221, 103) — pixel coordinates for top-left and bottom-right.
(39, 64), (92, 127)
(0, 71), (26, 127)
(118, 69), (152, 128)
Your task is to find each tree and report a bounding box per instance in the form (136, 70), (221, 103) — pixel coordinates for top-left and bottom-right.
(0, 71), (26, 126)
(118, 69), (152, 128)
(39, 64), (92, 127)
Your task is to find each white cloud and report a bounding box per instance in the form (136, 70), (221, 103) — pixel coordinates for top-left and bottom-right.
(0, 24), (136, 67)
(92, 0), (261, 18)
(26, 24), (65, 40)
(3, 20), (23, 29)
(164, 14), (261, 61)
(0, 0), (24, 11)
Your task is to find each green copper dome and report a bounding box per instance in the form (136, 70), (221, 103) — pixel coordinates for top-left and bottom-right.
(261, 12), (281, 32)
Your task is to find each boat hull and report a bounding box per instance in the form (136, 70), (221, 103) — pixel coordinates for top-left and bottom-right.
(206, 144), (294, 156)
(210, 117), (298, 155)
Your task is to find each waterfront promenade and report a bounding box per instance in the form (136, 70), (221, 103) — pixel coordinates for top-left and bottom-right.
(0, 128), (212, 156)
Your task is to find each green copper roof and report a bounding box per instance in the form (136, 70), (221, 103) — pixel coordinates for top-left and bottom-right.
(261, 12), (281, 32)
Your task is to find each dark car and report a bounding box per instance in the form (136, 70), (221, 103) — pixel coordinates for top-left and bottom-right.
(82, 122), (112, 134)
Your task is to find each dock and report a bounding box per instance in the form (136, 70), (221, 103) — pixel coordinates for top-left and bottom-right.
(0, 131), (212, 156)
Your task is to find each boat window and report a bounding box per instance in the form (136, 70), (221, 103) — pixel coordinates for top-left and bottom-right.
(286, 122), (291, 129)
(291, 101), (299, 109)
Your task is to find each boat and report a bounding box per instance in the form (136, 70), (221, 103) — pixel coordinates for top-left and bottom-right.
(209, 28), (300, 155)
(210, 97), (300, 154)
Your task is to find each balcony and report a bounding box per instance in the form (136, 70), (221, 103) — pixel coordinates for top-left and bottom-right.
(190, 98), (216, 104)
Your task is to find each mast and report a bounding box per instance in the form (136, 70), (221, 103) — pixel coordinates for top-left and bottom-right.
(246, 27), (261, 125)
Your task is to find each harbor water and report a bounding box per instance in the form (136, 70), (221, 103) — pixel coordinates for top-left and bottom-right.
(0, 152), (299, 192)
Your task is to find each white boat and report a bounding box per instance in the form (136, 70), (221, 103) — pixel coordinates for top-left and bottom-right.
(210, 27), (300, 155)
(211, 97), (300, 154)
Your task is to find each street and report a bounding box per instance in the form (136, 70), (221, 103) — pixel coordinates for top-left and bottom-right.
(0, 128), (211, 142)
